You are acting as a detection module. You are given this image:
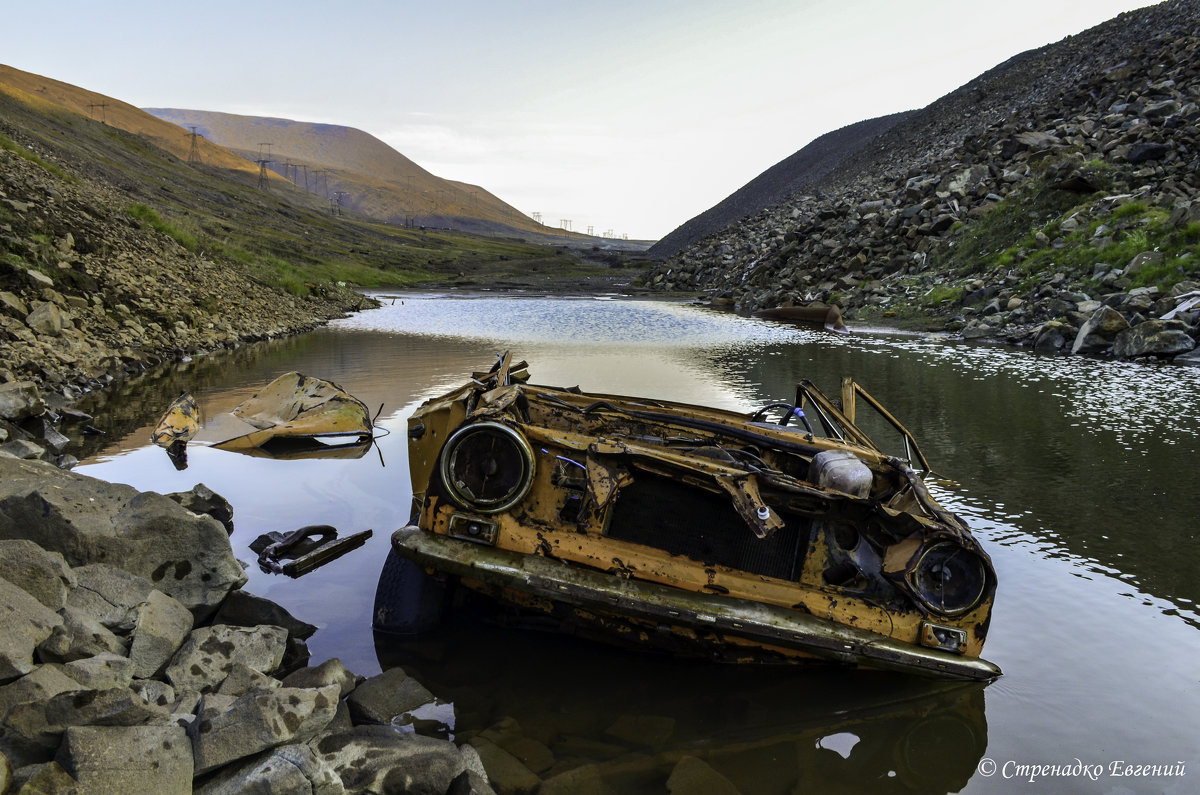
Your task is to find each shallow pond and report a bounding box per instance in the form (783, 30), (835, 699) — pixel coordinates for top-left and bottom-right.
(76, 293), (1200, 793)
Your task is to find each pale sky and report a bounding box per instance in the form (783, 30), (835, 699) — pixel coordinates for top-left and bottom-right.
(2, 1), (1159, 240)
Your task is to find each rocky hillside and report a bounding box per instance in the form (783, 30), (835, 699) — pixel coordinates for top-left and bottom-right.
(0, 66), (605, 399)
(648, 112), (915, 259)
(646, 0), (1200, 365)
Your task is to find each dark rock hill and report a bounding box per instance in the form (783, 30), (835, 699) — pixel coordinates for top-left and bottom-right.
(649, 112), (915, 259)
(645, 0), (1200, 364)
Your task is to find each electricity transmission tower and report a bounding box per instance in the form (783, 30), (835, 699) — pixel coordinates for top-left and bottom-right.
(186, 127), (202, 164)
(256, 143), (273, 191)
(331, 191), (347, 216)
(531, 212), (542, 224)
(560, 219), (572, 232)
(87, 103), (108, 123)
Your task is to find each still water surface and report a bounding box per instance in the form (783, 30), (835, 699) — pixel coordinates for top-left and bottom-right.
(76, 294), (1200, 793)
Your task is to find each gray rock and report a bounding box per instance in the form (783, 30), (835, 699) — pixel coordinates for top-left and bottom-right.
(57, 724), (191, 795)
(25, 303), (66, 337)
(128, 589), (194, 679)
(1071, 305), (1130, 354)
(1173, 347), (1200, 367)
(0, 576), (63, 683)
(36, 607), (126, 663)
(165, 624), (288, 692)
(65, 564), (154, 632)
(7, 760), (78, 793)
(311, 725), (482, 795)
(129, 679), (176, 710)
(1032, 321), (1070, 352)
(44, 685), (176, 729)
(281, 658), (361, 699)
(193, 742), (345, 795)
(190, 684), (341, 775)
(0, 749), (8, 794)
(215, 662), (282, 698)
(345, 667), (435, 725)
(0, 457), (247, 619)
(61, 653), (133, 691)
(0, 439), (45, 460)
(211, 590), (317, 641)
(166, 483), (234, 534)
(0, 539), (75, 611)
(1112, 319), (1197, 358)
(0, 382), (45, 422)
(0, 291), (30, 318)
(23, 269), (54, 290)
(0, 665), (80, 722)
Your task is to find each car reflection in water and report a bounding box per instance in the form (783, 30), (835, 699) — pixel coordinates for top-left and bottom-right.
(375, 617), (987, 794)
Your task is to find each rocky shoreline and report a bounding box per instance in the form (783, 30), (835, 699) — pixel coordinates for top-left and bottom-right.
(0, 450), (495, 794)
(1, 145), (373, 403)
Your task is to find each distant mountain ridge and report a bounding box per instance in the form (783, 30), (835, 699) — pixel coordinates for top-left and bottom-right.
(144, 108), (550, 237)
(649, 112), (916, 258)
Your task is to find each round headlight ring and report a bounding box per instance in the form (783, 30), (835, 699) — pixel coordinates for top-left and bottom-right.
(439, 422), (535, 513)
(909, 541), (987, 616)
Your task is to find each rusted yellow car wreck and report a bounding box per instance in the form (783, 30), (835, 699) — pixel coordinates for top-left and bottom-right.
(375, 353), (1000, 681)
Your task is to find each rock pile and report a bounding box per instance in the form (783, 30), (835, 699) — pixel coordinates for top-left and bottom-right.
(645, 0), (1200, 365)
(0, 145), (372, 401)
(0, 455), (494, 794)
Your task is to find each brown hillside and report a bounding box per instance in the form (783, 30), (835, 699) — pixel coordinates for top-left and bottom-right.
(144, 108), (555, 237)
(0, 64), (266, 180)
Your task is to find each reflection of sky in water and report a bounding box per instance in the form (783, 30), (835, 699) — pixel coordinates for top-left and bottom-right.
(337, 294), (820, 347)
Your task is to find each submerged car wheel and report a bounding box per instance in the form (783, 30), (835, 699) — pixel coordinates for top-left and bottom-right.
(372, 548), (447, 637)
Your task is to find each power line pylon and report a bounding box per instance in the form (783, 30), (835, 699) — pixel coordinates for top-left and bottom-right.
(256, 143), (274, 190)
(187, 126), (202, 164)
(87, 103), (108, 123)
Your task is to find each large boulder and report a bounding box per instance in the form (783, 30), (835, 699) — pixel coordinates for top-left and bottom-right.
(164, 624), (288, 692)
(128, 590), (194, 679)
(189, 684), (341, 775)
(0, 457), (247, 619)
(1112, 319), (1197, 359)
(311, 725), (489, 794)
(193, 742), (344, 795)
(0, 576), (63, 683)
(0, 382), (45, 422)
(345, 667), (435, 725)
(0, 540), (75, 611)
(1071, 305), (1130, 355)
(57, 724), (192, 795)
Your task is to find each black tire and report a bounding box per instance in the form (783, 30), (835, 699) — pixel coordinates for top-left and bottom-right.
(372, 547), (448, 636)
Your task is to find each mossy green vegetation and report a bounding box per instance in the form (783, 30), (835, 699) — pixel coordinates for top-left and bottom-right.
(934, 171), (1199, 296)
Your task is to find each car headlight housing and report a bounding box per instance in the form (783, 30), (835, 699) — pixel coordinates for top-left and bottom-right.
(439, 422), (535, 513)
(908, 542), (987, 615)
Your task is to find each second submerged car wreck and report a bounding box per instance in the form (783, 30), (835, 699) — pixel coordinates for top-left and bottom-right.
(375, 353), (1000, 680)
